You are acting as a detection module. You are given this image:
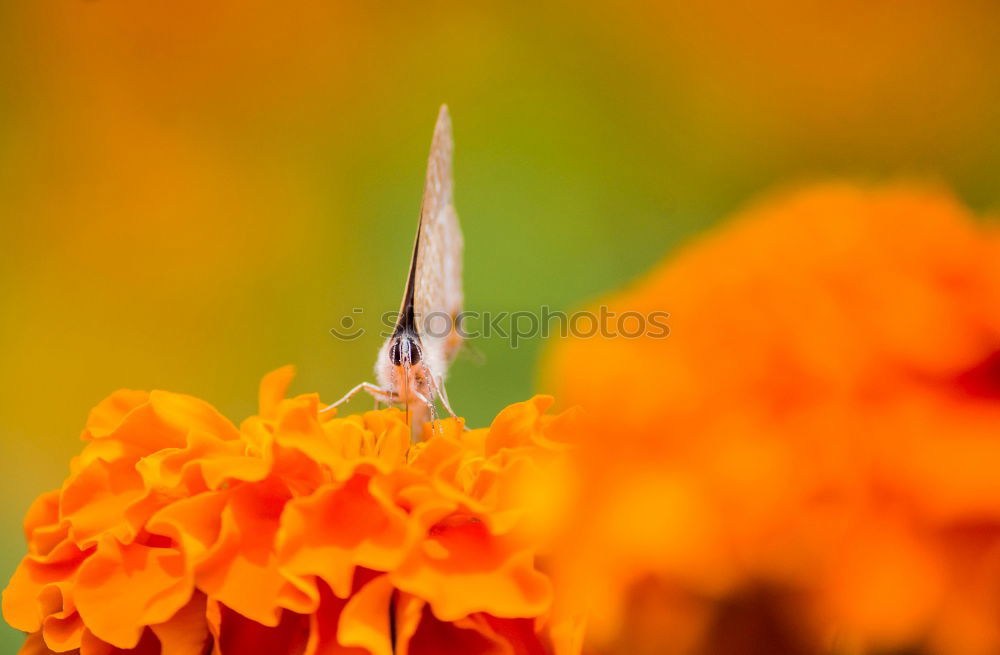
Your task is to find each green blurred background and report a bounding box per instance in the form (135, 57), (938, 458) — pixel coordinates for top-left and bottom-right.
(2, 1), (1000, 648)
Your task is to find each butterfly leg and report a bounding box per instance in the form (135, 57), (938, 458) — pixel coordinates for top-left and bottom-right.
(405, 390), (439, 438)
(321, 382), (393, 413)
(434, 379), (464, 424)
(414, 389), (439, 426)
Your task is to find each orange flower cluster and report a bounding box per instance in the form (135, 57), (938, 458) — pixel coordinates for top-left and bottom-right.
(3, 366), (577, 655)
(545, 185), (1000, 655)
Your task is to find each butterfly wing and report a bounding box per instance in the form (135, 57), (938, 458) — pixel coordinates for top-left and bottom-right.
(412, 105), (464, 373)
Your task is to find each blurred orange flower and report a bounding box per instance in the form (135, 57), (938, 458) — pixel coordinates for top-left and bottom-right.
(3, 367), (576, 655)
(545, 184), (1000, 655)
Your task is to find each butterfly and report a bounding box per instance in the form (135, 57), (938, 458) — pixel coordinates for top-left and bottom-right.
(325, 105), (464, 428)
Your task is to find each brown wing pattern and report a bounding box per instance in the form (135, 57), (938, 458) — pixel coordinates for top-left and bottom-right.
(413, 105), (464, 368)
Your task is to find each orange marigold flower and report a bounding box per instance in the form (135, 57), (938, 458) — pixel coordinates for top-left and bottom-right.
(544, 184), (1000, 655)
(3, 366), (577, 655)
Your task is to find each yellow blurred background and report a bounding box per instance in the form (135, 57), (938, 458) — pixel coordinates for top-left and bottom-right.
(2, 1), (1000, 650)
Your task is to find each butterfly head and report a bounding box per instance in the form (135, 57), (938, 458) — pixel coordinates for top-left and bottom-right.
(389, 334), (421, 367)
(376, 331), (433, 405)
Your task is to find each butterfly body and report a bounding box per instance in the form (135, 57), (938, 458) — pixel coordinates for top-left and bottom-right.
(325, 105), (463, 430)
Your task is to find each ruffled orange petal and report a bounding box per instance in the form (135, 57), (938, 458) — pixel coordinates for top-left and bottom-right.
(302, 581), (364, 655)
(74, 535), (193, 648)
(147, 391), (241, 443)
(23, 491), (62, 553)
(272, 395), (344, 471)
(146, 491), (229, 565)
(3, 541), (89, 633)
(485, 396), (556, 455)
(17, 632), (53, 655)
(149, 591), (210, 655)
(41, 607), (84, 652)
(135, 430), (258, 494)
(61, 458), (147, 548)
(335, 574), (394, 655)
(195, 479), (309, 626)
(259, 365), (297, 420)
(392, 516), (552, 621)
(82, 389), (150, 440)
(277, 474), (411, 599)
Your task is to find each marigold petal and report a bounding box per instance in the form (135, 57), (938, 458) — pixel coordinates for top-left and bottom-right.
(74, 536), (193, 648)
(146, 491), (228, 564)
(359, 411), (411, 467)
(83, 389), (150, 440)
(149, 591), (210, 655)
(259, 365), (297, 419)
(274, 396), (345, 471)
(336, 574), (394, 655)
(17, 632), (53, 655)
(415, 417), (468, 445)
(141, 427), (269, 494)
(3, 543), (89, 633)
(485, 396), (555, 456)
(407, 435), (465, 481)
(148, 391), (241, 442)
(77, 402), (185, 465)
(61, 459), (147, 547)
(196, 490), (306, 626)
(277, 474), (411, 599)
(41, 609), (84, 652)
(393, 518), (552, 621)
(205, 597), (222, 655)
(23, 491), (61, 547)
(303, 581), (364, 655)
